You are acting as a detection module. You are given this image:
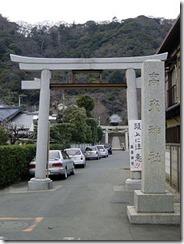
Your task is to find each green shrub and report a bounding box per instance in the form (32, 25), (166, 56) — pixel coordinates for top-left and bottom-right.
(0, 144), (65, 189)
(0, 126), (9, 145)
(0, 145), (36, 189)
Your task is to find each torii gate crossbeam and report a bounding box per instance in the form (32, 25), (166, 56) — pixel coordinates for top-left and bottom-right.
(10, 53), (167, 70)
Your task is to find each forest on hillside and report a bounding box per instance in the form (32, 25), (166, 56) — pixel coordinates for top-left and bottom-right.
(0, 14), (174, 123)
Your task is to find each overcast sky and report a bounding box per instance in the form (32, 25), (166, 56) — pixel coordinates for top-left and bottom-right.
(0, 0), (181, 24)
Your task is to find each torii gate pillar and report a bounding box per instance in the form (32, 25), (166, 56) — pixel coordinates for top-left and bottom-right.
(28, 70), (53, 190)
(125, 69), (141, 190)
(105, 129), (109, 144)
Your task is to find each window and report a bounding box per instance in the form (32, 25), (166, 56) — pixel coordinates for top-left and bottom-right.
(166, 125), (180, 143)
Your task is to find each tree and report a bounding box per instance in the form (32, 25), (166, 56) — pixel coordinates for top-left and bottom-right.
(86, 118), (98, 144)
(96, 126), (103, 142)
(50, 123), (74, 146)
(76, 95), (95, 117)
(0, 126), (9, 145)
(0, 14), (173, 106)
(109, 71), (126, 83)
(63, 105), (91, 143)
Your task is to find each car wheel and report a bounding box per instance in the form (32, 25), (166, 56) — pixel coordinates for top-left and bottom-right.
(71, 166), (75, 175)
(63, 168), (68, 179)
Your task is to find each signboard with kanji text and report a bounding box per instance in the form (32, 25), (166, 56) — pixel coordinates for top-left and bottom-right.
(129, 120), (142, 171)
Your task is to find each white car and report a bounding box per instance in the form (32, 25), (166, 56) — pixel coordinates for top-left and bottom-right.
(29, 150), (75, 179)
(84, 146), (102, 160)
(96, 145), (108, 158)
(64, 148), (86, 168)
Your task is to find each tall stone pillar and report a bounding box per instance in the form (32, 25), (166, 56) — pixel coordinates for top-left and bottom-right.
(125, 69), (141, 190)
(28, 70), (53, 190)
(105, 129), (108, 144)
(127, 60), (179, 224)
(125, 131), (129, 151)
(126, 69), (138, 120)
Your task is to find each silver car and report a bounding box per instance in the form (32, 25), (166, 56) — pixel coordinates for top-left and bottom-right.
(96, 145), (108, 158)
(29, 150), (75, 179)
(65, 148), (86, 168)
(84, 146), (102, 160)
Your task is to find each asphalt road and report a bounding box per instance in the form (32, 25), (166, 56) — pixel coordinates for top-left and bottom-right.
(0, 151), (181, 241)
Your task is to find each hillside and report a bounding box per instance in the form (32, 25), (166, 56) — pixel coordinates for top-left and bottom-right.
(0, 14), (174, 124)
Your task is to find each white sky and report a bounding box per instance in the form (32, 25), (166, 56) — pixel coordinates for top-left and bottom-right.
(0, 0), (181, 24)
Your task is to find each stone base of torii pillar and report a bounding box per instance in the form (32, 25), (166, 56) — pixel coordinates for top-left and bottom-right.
(28, 178), (53, 191)
(125, 178), (141, 190)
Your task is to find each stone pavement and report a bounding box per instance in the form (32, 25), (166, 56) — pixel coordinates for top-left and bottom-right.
(112, 136), (121, 150)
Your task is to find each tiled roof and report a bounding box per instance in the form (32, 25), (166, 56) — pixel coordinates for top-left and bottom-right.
(0, 107), (21, 123)
(12, 112), (37, 130)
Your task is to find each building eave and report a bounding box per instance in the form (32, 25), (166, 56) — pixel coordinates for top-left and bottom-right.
(166, 103), (180, 119)
(157, 14), (180, 56)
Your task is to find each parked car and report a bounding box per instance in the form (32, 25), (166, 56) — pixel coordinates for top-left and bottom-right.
(104, 143), (112, 155)
(29, 150), (75, 179)
(64, 148), (86, 168)
(96, 145), (108, 158)
(84, 146), (102, 160)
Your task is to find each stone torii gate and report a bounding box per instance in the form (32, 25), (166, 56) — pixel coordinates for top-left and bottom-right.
(10, 53), (167, 191)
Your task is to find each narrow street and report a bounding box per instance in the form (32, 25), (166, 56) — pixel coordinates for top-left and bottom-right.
(0, 151), (180, 241)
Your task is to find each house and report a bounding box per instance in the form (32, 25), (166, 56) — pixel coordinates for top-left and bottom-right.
(11, 111), (39, 135)
(0, 105), (39, 139)
(0, 106), (22, 125)
(157, 15), (180, 143)
(157, 14), (180, 191)
(0, 102), (57, 142)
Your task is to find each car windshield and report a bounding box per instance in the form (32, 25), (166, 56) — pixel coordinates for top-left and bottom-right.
(49, 151), (61, 160)
(104, 144), (110, 148)
(85, 146), (96, 151)
(66, 149), (81, 155)
(97, 145), (103, 149)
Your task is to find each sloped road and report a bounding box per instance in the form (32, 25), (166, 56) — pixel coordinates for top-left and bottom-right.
(0, 151), (180, 241)
(112, 136), (121, 149)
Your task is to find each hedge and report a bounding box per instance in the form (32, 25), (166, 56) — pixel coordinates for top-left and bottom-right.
(0, 144), (66, 189)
